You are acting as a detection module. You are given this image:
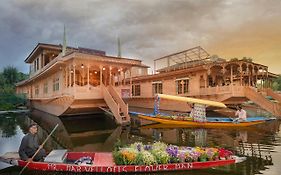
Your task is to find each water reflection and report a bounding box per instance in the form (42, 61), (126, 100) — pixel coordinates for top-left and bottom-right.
(0, 112), (280, 175)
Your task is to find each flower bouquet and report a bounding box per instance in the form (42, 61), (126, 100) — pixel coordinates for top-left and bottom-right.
(113, 141), (234, 165)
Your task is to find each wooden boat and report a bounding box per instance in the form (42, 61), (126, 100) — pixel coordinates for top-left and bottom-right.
(132, 94), (272, 128)
(131, 112), (267, 128)
(0, 150), (245, 173)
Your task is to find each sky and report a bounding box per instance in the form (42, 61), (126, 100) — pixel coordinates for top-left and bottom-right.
(0, 0), (280, 74)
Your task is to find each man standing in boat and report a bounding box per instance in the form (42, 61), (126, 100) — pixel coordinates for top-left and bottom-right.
(19, 123), (46, 162)
(233, 106), (247, 122)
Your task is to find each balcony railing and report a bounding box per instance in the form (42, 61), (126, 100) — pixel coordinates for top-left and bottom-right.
(199, 85), (246, 96)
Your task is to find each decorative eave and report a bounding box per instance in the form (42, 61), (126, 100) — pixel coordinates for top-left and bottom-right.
(24, 43), (62, 63)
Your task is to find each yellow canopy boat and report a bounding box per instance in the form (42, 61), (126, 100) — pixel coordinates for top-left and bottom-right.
(129, 94), (267, 128)
(157, 94), (227, 108)
(138, 114), (265, 128)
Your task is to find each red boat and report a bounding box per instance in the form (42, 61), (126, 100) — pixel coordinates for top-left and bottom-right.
(0, 150), (245, 173)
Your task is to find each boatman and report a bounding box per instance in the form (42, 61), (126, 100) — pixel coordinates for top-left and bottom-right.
(233, 106), (247, 122)
(19, 123), (46, 162)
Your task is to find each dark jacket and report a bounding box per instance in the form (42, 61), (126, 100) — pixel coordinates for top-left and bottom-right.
(18, 133), (40, 160)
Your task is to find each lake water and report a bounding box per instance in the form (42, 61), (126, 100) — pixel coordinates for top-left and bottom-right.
(0, 110), (280, 175)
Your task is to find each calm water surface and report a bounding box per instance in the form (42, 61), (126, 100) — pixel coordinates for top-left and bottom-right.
(0, 110), (280, 175)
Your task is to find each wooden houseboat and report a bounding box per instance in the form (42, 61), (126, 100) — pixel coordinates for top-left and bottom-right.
(16, 43), (149, 124)
(16, 43), (281, 125)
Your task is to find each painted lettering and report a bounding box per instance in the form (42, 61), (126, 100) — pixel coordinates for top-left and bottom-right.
(122, 166), (128, 172)
(47, 163), (57, 171)
(83, 166), (93, 172)
(106, 167), (113, 172)
(75, 166), (81, 172)
(187, 163), (193, 169)
(66, 165), (72, 171)
(134, 165), (139, 172)
(70, 166), (76, 172)
(144, 165), (151, 171)
(175, 163), (181, 169)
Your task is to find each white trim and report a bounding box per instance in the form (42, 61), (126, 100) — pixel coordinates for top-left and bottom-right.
(175, 77), (189, 81)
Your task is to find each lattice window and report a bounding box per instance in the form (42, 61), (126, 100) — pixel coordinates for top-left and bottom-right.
(132, 84), (141, 96)
(43, 82), (48, 94)
(176, 78), (189, 94)
(152, 81), (163, 95)
(53, 77), (60, 91)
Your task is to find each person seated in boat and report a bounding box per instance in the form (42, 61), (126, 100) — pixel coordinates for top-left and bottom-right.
(233, 106), (247, 122)
(19, 123), (46, 162)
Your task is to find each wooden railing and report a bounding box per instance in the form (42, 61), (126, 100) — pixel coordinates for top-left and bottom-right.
(108, 85), (130, 122)
(101, 83), (122, 124)
(244, 87), (281, 117)
(199, 85), (244, 96)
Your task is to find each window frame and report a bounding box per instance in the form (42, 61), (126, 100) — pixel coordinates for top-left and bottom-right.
(132, 84), (141, 96)
(152, 81), (163, 95)
(175, 78), (189, 94)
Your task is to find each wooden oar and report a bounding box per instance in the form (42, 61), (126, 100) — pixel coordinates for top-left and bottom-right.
(19, 124), (59, 175)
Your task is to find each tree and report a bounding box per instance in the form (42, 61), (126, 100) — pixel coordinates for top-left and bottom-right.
(0, 73), (6, 87)
(0, 66), (28, 110)
(273, 75), (281, 91)
(3, 66), (18, 85)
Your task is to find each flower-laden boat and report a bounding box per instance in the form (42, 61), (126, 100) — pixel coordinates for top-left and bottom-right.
(130, 94), (271, 128)
(0, 142), (246, 173)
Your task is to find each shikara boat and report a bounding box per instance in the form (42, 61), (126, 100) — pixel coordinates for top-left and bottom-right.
(0, 150), (245, 173)
(134, 112), (267, 128)
(130, 94), (272, 128)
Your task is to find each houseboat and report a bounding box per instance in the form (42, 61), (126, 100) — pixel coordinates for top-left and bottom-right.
(114, 46), (281, 117)
(16, 43), (281, 125)
(16, 43), (149, 124)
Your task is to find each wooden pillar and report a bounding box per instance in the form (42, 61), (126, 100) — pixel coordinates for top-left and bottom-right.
(65, 67), (67, 87)
(109, 67), (112, 85)
(123, 70), (126, 85)
(87, 65), (90, 89)
(204, 73), (207, 88)
(42, 54), (45, 68)
(100, 66), (103, 85)
(255, 70), (258, 87)
(120, 69), (124, 86)
(117, 70), (120, 86)
(207, 68), (211, 88)
(69, 65), (72, 87)
(73, 65), (76, 89)
(246, 65), (249, 86)
(230, 65), (233, 85)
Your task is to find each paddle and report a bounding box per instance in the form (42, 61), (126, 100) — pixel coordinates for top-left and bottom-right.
(19, 124), (59, 175)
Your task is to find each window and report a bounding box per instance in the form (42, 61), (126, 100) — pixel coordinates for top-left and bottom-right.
(43, 82), (48, 94)
(35, 85), (39, 96)
(36, 58), (39, 70)
(33, 58), (40, 72)
(132, 84), (141, 96)
(53, 77), (60, 91)
(138, 68), (142, 75)
(34, 60), (37, 72)
(176, 78), (189, 94)
(152, 81), (163, 95)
